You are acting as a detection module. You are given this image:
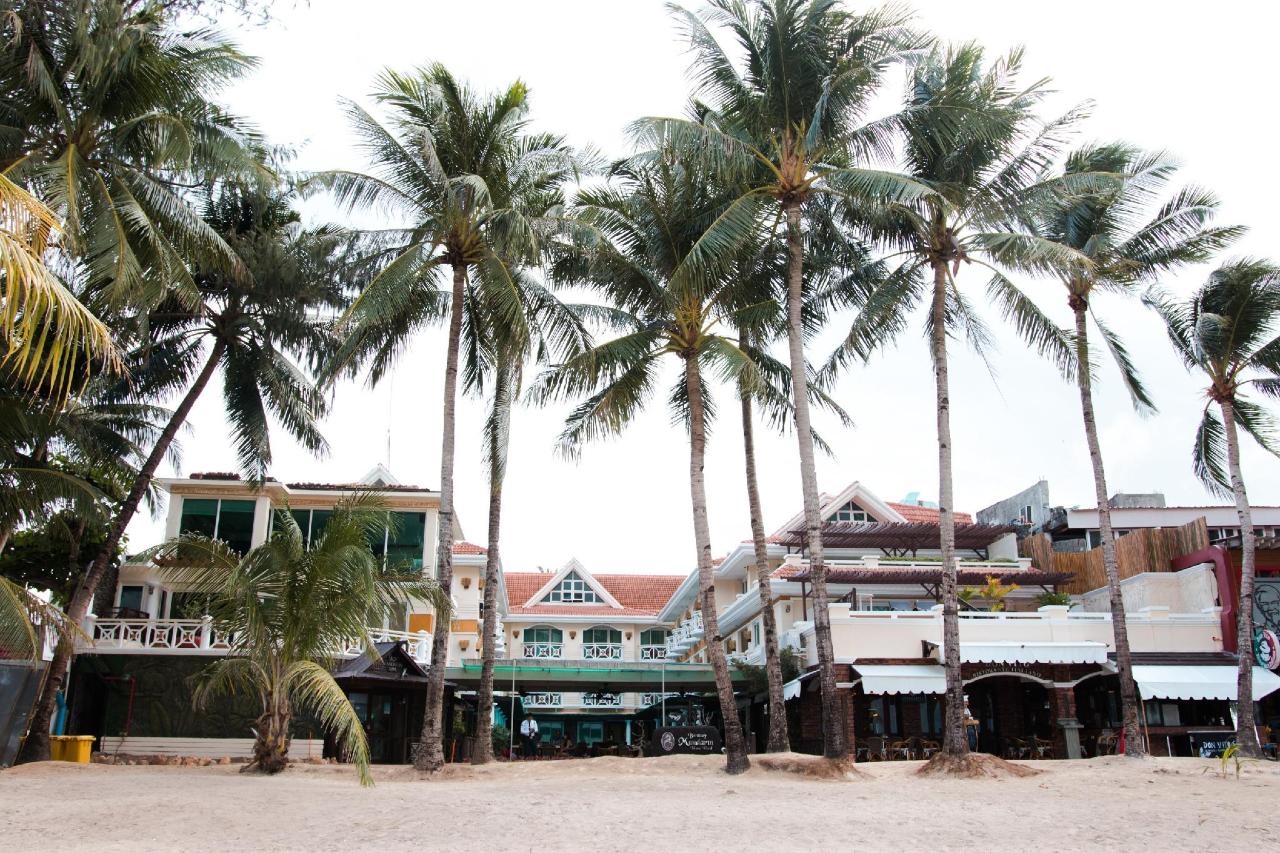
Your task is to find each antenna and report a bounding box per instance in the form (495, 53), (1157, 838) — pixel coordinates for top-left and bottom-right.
(385, 366), (395, 469)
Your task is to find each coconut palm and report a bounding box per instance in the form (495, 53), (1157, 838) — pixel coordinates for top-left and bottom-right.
(0, 0), (262, 310)
(150, 496), (449, 784)
(312, 65), (583, 771)
(1035, 144), (1241, 757)
(533, 158), (764, 772)
(17, 179), (344, 763)
(0, 173), (120, 398)
(824, 44), (1091, 763)
(642, 0), (931, 760)
(1147, 261), (1280, 757)
(0, 576), (83, 661)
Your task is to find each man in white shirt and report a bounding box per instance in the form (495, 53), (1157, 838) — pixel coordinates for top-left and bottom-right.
(519, 717), (539, 759)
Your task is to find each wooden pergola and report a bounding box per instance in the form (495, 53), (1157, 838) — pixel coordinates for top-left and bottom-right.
(780, 521), (1019, 559)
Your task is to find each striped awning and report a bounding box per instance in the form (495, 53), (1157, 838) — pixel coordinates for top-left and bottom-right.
(852, 664), (947, 695)
(1132, 665), (1280, 701)
(960, 641), (1109, 665)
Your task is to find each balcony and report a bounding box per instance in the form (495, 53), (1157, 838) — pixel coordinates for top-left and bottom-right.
(640, 692), (680, 707)
(665, 611), (705, 656)
(582, 643), (623, 660)
(522, 642), (564, 659)
(524, 692), (562, 708)
(793, 603), (1223, 668)
(580, 692), (623, 707)
(639, 644), (668, 661)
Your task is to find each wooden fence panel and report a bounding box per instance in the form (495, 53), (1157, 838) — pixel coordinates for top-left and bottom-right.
(1022, 518), (1211, 594)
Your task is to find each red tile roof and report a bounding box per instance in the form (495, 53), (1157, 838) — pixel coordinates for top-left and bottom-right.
(888, 502), (973, 525)
(504, 571), (685, 617)
(452, 541), (487, 555)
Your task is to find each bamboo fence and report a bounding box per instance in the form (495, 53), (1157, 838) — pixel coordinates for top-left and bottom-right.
(1020, 518), (1209, 595)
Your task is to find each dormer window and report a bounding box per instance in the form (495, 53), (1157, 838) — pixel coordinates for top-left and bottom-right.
(830, 501), (870, 523)
(545, 571), (598, 604)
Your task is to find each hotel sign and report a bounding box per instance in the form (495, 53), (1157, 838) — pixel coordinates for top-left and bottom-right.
(652, 726), (721, 756)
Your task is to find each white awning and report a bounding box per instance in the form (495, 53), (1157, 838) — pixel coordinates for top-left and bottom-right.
(1132, 665), (1280, 701)
(782, 670), (817, 701)
(853, 664), (947, 695)
(960, 641), (1108, 665)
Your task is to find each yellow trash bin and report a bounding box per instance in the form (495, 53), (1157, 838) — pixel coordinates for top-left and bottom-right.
(49, 735), (95, 763)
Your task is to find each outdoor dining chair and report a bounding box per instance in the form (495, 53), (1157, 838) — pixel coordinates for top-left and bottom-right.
(1003, 737), (1030, 760)
(864, 736), (888, 761)
(1032, 737), (1053, 759)
(917, 739), (940, 759)
(888, 739), (914, 760)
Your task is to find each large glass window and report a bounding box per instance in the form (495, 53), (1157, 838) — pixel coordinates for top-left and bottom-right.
(180, 498), (255, 554)
(545, 572), (598, 603)
(522, 626), (563, 658)
(118, 585), (144, 614)
(582, 627), (621, 645)
(386, 512), (426, 571)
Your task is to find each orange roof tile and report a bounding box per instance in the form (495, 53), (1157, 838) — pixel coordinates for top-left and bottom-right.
(887, 502), (973, 525)
(503, 571), (685, 617)
(452, 541), (487, 555)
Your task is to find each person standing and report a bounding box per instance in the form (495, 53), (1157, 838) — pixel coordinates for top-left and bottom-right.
(519, 717), (539, 759)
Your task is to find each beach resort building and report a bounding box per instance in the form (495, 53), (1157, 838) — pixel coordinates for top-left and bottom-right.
(57, 471), (1280, 764)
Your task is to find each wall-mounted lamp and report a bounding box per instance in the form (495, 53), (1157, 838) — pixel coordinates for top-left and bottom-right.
(458, 639), (470, 651)
(460, 576), (472, 589)
(784, 604), (791, 614)
(513, 630), (520, 638)
(625, 632), (632, 640)
(569, 630), (577, 640)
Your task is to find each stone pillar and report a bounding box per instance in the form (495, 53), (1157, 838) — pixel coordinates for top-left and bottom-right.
(1052, 684), (1082, 759)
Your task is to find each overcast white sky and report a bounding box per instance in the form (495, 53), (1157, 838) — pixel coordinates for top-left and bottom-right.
(127, 0), (1280, 573)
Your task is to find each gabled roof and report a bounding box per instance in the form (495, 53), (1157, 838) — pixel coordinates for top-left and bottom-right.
(504, 569), (685, 618)
(332, 641), (429, 682)
(522, 559), (624, 610)
(452, 541), (487, 555)
(887, 502), (974, 525)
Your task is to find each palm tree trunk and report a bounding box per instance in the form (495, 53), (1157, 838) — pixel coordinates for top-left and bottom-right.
(1220, 399), (1262, 757)
(740, 386), (790, 752)
(416, 263), (466, 772)
(472, 363), (513, 765)
(17, 339), (227, 764)
(251, 700), (292, 775)
(1071, 300), (1146, 758)
(782, 200), (844, 760)
(929, 262), (968, 758)
(685, 352), (749, 774)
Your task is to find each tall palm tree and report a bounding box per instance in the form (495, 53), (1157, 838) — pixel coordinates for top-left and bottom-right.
(0, 173), (120, 398)
(825, 44), (1090, 762)
(0, 0), (262, 310)
(643, 0), (930, 760)
(313, 66), (582, 771)
(17, 180), (344, 763)
(151, 496), (449, 784)
(1147, 261), (1280, 757)
(1035, 144), (1241, 756)
(534, 159), (762, 772)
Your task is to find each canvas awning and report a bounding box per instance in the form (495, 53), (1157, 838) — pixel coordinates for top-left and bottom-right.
(782, 670), (818, 700)
(960, 641), (1108, 665)
(1131, 665), (1280, 701)
(852, 664), (947, 695)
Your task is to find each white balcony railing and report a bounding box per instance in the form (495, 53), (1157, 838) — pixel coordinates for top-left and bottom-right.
(582, 643), (623, 660)
(81, 616), (434, 664)
(640, 645), (667, 660)
(640, 692), (680, 707)
(778, 553), (1035, 573)
(524, 692), (562, 707)
(581, 692), (622, 707)
(522, 642), (564, 659)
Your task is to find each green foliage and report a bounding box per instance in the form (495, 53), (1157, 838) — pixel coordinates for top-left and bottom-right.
(959, 576), (1019, 611)
(491, 723), (511, 758)
(152, 494), (451, 785)
(732, 646), (802, 695)
(0, 510), (119, 606)
(1203, 743), (1254, 779)
(1035, 591), (1075, 608)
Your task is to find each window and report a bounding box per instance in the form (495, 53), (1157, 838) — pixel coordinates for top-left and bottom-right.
(522, 626), (563, 658)
(903, 695), (943, 736)
(867, 696), (900, 736)
(830, 501), (871, 523)
(640, 628), (668, 659)
(118, 585), (144, 614)
(583, 626), (621, 659)
(577, 722), (604, 745)
(545, 571), (599, 603)
(582, 626), (621, 645)
(180, 498), (255, 554)
(1019, 504), (1034, 524)
(273, 509), (424, 570)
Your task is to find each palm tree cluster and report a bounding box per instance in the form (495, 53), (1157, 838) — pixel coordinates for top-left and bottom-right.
(2, 0), (1277, 779)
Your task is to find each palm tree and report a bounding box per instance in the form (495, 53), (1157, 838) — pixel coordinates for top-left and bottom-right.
(17, 179), (344, 763)
(0, 0), (262, 310)
(534, 159), (761, 772)
(150, 496), (449, 784)
(643, 0), (931, 760)
(1147, 261), (1280, 757)
(312, 65), (582, 771)
(1035, 144), (1241, 757)
(0, 576), (83, 661)
(0, 172), (120, 399)
(824, 44), (1090, 763)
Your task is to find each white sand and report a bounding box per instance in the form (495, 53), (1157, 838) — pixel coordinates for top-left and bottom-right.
(2, 754), (1277, 852)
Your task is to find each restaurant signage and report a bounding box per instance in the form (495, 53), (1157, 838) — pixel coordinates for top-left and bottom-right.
(651, 726), (721, 756)
(966, 663), (1049, 681)
(1190, 731), (1236, 758)
(1254, 628), (1280, 672)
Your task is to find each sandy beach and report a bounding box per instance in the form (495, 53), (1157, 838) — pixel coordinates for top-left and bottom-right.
(2, 754), (1277, 852)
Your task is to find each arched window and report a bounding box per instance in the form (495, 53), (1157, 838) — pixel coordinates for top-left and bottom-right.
(582, 626), (622, 659)
(522, 626), (563, 658)
(640, 628), (668, 660)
